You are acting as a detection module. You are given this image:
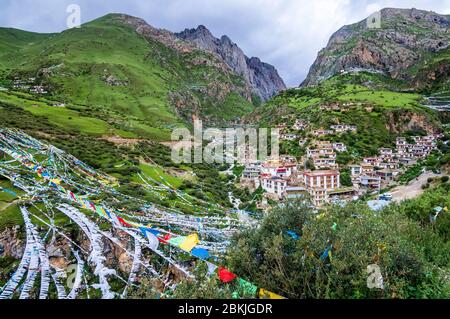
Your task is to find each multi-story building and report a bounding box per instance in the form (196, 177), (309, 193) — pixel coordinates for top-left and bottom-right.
(260, 176), (287, 198)
(378, 148), (393, 158)
(378, 162), (398, 170)
(376, 169), (396, 183)
(363, 157), (379, 165)
(302, 170), (340, 206)
(261, 159), (297, 178)
(242, 163), (262, 179)
(333, 142), (347, 152)
(361, 163), (374, 174)
(283, 186), (307, 199)
(312, 129), (333, 137)
(349, 164), (361, 176)
(313, 157), (337, 169)
(360, 175), (381, 189)
(330, 124), (357, 133)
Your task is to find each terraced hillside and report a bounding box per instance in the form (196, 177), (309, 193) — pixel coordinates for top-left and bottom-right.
(249, 72), (442, 158)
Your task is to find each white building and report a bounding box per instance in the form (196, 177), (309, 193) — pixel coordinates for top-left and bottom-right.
(333, 142), (347, 152)
(261, 176), (287, 198)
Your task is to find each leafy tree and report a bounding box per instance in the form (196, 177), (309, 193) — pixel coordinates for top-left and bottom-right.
(340, 170), (353, 187)
(226, 196), (449, 299)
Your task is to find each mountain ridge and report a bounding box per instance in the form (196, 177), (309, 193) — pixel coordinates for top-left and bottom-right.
(176, 25), (286, 101)
(0, 13), (274, 130)
(301, 8), (450, 90)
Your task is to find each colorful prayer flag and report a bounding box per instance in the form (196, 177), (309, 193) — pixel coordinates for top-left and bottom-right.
(258, 288), (285, 299)
(191, 247), (209, 260)
(218, 267), (237, 283)
(179, 233), (199, 252)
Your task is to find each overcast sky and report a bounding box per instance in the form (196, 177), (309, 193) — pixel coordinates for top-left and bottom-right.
(1, 0), (449, 86)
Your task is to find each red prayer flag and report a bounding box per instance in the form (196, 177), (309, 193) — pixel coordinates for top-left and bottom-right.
(218, 267), (237, 283)
(117, 216), (132, 228)
(158, 233), (171, 243)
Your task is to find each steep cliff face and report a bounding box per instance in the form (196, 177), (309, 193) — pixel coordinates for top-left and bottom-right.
(176, 25), (286, 101)
(301, 8), (450, 88)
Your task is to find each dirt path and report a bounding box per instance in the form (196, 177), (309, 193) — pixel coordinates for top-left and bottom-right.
(391, 171), (442, 203)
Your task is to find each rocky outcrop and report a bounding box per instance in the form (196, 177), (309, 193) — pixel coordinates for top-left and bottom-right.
(302, 8), (450, 87)
(0, 226), (24, 259)
(176, 25), (286, 101)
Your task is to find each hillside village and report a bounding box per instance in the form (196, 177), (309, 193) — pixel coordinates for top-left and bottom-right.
(241, 117), (443, 208)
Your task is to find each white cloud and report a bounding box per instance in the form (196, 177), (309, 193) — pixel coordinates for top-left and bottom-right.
(0, 0), (449, 86)
(366, 3), (383, 14)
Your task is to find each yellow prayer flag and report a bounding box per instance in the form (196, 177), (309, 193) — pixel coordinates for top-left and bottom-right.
(50, 179), (61, 185)
(258, 288), (286, 299)
(179, 233), (199, 252)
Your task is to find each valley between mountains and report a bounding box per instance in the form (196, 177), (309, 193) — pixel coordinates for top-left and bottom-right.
(0, 8), (449, 299)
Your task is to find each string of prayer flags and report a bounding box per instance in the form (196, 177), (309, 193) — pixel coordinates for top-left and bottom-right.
(104, 208), (112, 218)
(258, 288), (285, 299)
(95, 206), (106, 218)
(218, 267), (237, 283)
(139, 227), (160, 238)
(86, 202), (96, 212)
(3, 145), (289, 300)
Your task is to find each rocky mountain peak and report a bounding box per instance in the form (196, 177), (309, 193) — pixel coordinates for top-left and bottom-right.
(176, 25), (286, 101)
(301, 8), (450, 87)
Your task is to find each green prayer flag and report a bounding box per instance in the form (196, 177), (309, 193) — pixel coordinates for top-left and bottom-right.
(168, 236), (186, 247)
(238, 278), (258, 296)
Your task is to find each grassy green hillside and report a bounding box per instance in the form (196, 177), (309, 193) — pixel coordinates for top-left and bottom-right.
(251, 73), (441, 158)
(0, 14), (255, 132)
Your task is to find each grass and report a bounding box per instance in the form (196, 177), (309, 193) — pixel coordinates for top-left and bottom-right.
(24, 104), (111, 135)
(133, 163), (184, 188)
(0, 90), (173, 139)
(0, 203), (23, 231)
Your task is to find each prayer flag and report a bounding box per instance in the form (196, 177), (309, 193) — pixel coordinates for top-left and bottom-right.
(179, 233), (199, 252)
(286, 231), (300, 240)
(218, 267), (237, 283)
(258, 288), (285, 299)
(191, 247), (209, 260)
(206, 261), (217, 275)
(238, 278), (258, 296)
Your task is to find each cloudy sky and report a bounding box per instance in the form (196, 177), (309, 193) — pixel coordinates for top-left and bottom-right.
(1, 0), (449, 86)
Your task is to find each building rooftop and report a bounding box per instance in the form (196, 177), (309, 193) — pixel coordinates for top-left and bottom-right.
(303, 170), (339, 177)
